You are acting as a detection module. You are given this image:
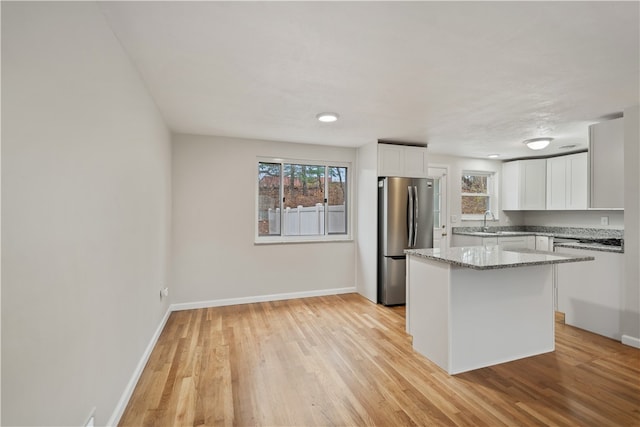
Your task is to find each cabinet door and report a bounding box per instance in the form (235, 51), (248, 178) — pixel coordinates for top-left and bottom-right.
(546, 153), (588, 210)
(482, 237), (499, 246)
(535, 236), (551, 251)
(501, 161), (520, 210)
(526, 235), (536, 249)
(403, 146), (428, 178)
(378, 144), (428, 177)
(378, 144), (403, 176)
(497, 237), (526, 249)
(451, 235), (482, 247)
(546, 156), (566, 210)
(566, 152), (588, 210)
(521, 159), (546, 210)
(589, 118), (624, 209)
(556, 247), (623, 340)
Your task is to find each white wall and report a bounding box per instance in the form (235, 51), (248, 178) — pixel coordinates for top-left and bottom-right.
(171, 134), (356, 306)
(2, 3), (172, 426)
(523, 210), (624, 229)
(428, 154), (525, 228)
(623, 105), (640, 343)
(355, 142), (378, 302)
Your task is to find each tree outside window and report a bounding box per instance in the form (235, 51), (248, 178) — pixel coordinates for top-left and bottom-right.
(257, 160), (348, 240)
(461, 171), (496, 219)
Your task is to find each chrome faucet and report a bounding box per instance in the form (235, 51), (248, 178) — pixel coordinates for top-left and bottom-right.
(483, 210), (495, 232)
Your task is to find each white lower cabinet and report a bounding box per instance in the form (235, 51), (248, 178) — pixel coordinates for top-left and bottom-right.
(497, 236), (535, 250)
(535, 236), (553, 251)
(451, 235), (496, 247)
(451, 235), (534, 249)
(556, 247), (624, 340)
(484, 237), (498, 246)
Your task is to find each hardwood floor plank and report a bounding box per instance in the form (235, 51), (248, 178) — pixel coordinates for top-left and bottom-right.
(119, 293), (640, 427)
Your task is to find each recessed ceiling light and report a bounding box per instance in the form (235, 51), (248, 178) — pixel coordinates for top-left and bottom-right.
(488, 154), (500, 159)
(523, 137), (553, 150)
(559, 144), (577, 150)
(316, 112), (339, 123)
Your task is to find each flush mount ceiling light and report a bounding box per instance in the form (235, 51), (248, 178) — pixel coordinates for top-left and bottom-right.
(316, 112), (339, 123)
(523, 137), (553, 150)
(488, 154), (500, 159)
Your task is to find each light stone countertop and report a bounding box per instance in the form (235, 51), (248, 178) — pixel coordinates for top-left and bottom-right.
(553, 241), (624, 254)
(451, 226), (624, 253)
(405, 246), (595, 270)
(451, 226), (623, 240)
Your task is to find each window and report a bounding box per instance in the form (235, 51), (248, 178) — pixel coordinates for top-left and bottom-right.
(461, 171), (496, 220)
(257, 159), (349, 242)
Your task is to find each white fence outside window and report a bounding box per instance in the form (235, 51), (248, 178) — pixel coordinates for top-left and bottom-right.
(268, 204), (346, 235)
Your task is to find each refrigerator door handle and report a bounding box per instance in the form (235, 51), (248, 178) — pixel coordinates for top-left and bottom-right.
(413, 185), (419, 247)
(407, 185), (414, 247)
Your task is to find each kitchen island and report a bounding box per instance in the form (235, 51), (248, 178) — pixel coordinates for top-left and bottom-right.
(405, 246), (594, 375)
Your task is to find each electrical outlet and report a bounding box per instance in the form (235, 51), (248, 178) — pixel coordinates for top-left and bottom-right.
(160, 287), (169, 299)
(600, 216), (609, 226)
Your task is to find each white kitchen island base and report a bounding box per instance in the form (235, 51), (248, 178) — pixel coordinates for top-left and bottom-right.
(405, 247), (593, 375)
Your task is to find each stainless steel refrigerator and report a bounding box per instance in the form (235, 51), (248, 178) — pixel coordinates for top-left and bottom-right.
(378, 177), (434, 305)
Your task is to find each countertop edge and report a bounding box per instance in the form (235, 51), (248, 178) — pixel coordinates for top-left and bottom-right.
(453, 231), (536, 237)
(405, 249), (595, 270)
(452, 230), (624, 253)
(553, 242), (624, 254)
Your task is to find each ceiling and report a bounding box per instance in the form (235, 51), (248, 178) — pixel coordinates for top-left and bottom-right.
(98, 1), (639, 159)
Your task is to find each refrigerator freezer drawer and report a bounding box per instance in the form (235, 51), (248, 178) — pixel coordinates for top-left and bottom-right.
(380, 256), (406, 305)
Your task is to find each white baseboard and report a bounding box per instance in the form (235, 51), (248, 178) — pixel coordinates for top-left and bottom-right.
(107, 306), (172, 427)
(171, 286), (357, 312)
(622, 334), (640, 349)
(107, 287), (356, 425)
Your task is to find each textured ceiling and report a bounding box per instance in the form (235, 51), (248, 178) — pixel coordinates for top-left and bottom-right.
(98, 1), (639, 159)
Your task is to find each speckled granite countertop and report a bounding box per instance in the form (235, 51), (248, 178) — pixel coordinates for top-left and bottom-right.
(405, 246), (595, 270)
(553, 241), (624, 254)
(452, 226), (624, 253)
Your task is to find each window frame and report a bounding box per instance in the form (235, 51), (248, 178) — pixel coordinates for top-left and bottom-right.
(460, 170), (499, 221)
(255, 156), (352, 244)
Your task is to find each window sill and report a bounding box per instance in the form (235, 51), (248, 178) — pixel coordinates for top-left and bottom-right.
(255, 235), (353, 245)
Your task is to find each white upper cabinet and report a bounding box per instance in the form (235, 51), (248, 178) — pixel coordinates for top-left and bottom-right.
(589, 117), (624, 209)
(505, 153), (590, 211)
(377, 143), (428, 178)
(402, 146), (429, 177)
(502, 159), (546, 210)
(501, 161), (520, 210)
(521, 159), (547, 210)
(546, 156), (566, 210)
(546, 152), (588, 210)
(378, 144), (403, 176)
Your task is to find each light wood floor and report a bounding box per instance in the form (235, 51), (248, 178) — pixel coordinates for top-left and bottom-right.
(119, 293), (640, 426)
